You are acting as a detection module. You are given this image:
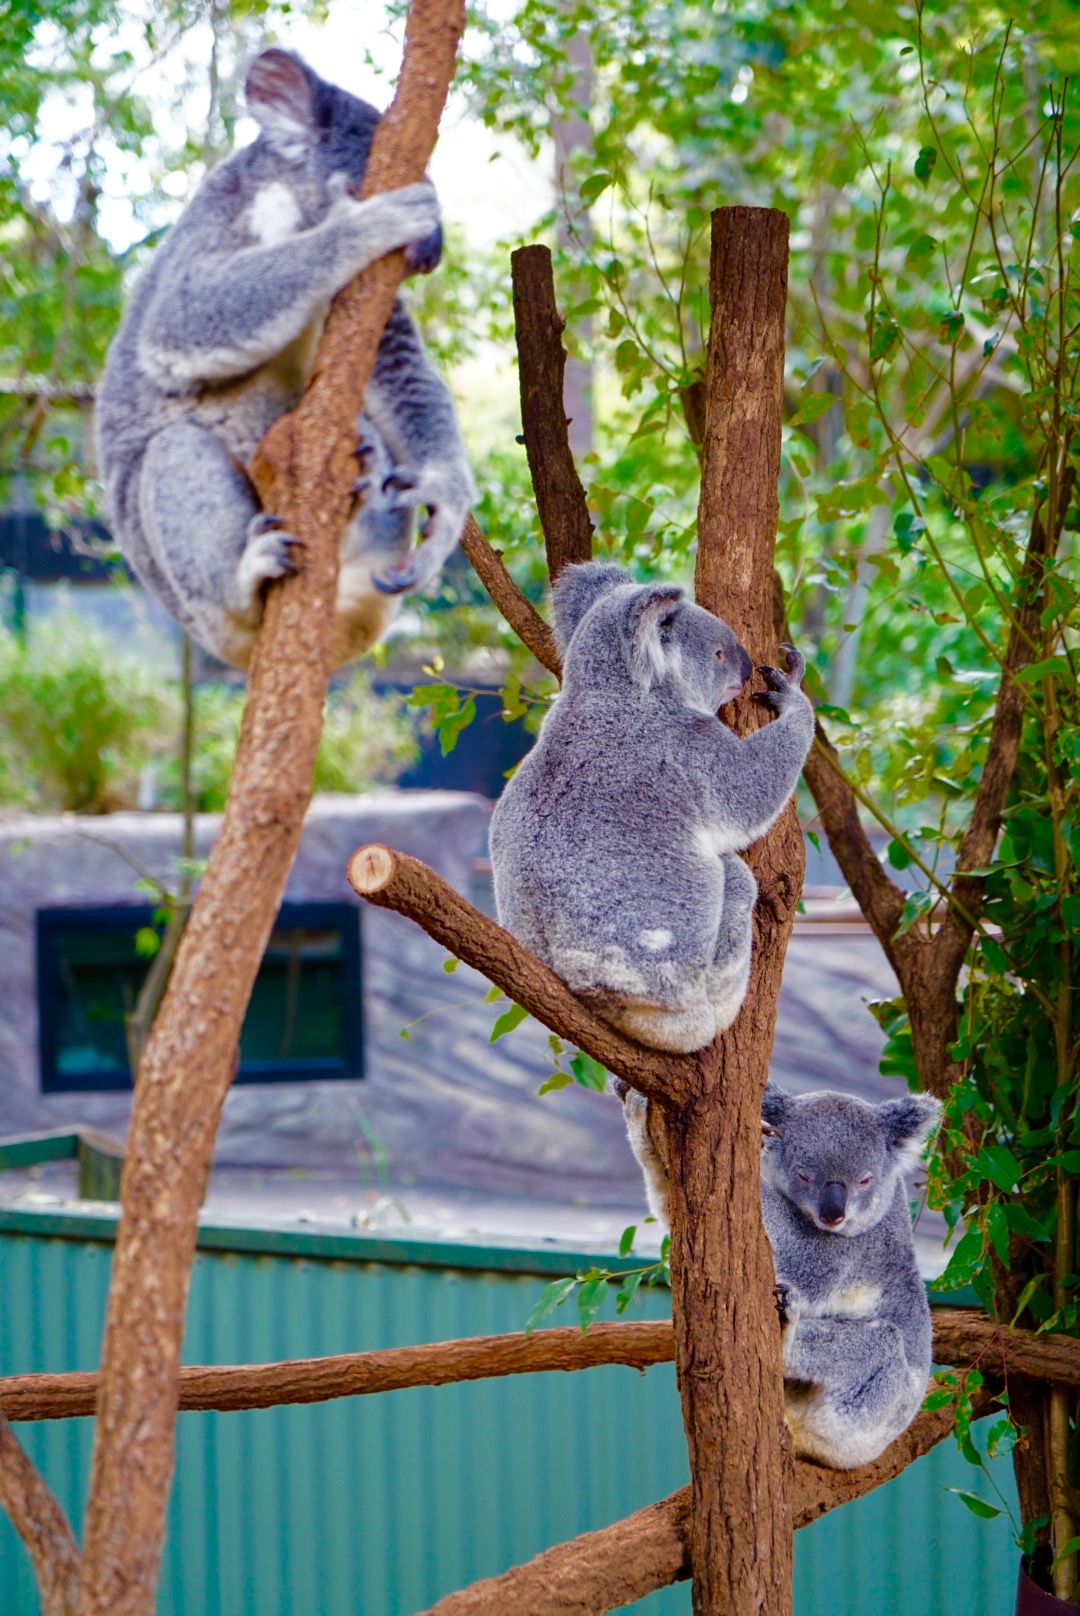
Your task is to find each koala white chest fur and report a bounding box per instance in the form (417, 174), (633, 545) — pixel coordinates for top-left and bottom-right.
(619, 1081), (942, 1469)
(96, 48), (475, 672)
(489, 562), (814, 1053)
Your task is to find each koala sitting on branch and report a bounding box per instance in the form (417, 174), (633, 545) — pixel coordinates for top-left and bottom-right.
(619, 1080), (941, 1469)
(96, 48), (475, 671)
(489, 562), (814, 1053)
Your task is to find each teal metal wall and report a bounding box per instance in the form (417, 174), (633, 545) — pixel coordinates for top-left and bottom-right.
(0, 1210), (1019, 1615)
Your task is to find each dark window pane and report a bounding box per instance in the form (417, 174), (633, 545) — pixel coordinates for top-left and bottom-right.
(37, 905), (363, 1092)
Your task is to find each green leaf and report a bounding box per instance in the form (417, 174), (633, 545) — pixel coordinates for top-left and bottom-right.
(570, 1051), (608, 1090)
(442, 957), (459, 973)
(577, 1275), (609, 1333)
(895, 890), (932, 937)
(905, 233), (939, 266)
(894, 510), (925, 553)
(580, 172), (612, 204)
(134, 926), (161, 959)
(944, 1489), (1001, 1521)
(869, 314), (901, 363)
(524, 1277), (578, 1334)
(846, 399), (873, 449)
(490, 1002), (529, 1042)
(789, 393), (836, 427)
(986, 1418), (1018, 1459)
(886, 838), (913, 871)
(938, 310), (965, 345)
(537, 1072), (574, 1097)
(616, 1270), (645, 1313)
(914, 145), (938, 185)
(972, 1146), (1022, 1194)
(619, 1224), (637, 1257)
(1014, 656), (1073, 685)
(484, 984), (504, 1003)
(1052, 1537), (1080, 1570)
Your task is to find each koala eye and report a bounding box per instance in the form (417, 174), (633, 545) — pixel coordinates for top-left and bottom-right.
(857, 1175), (872, 1188)
(796, 1172), (812, 1185)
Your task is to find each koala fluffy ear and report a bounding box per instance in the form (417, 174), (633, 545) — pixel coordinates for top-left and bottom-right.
(551, 563), (632, 652)
(877, 1093), (942, 1171)
(246, 50), (319, 157)
(762, 1084), (790, 1136)
(628, 584), (685, 685)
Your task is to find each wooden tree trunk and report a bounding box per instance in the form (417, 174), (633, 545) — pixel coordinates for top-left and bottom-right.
(666, 205), (796, 1616)
(74, 10), (464, 1613)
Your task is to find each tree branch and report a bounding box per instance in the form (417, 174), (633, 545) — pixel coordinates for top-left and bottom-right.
(0, 1322), (676, 1423)
(459, 514), (562, 676)
(510, 244), (594, 581)
(75, 13), (465, 1615)
(928, 467), (1076, 988)
(0, 1411), (80, 1616)
(771, 573), (909, 966)
(4, 1308), (1072, 1425)
(347, 844), (688, 1104)
(415, 1396), (994, 1616)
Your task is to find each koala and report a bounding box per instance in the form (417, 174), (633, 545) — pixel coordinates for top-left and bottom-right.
(615, 1081), (941, 1470)
(763, 1085), (941, 1468)
(96, 48), (475, 671)
(489, 562), (815, 1053)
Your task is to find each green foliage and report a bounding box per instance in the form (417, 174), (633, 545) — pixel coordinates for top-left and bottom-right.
(523, 1230), (671, 1334)
(0, 614), (170, 811)
(0, 619), (418, 813)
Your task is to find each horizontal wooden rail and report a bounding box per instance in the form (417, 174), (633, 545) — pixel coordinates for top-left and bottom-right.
(1, 1308), (1075, 1427)
(0, 1321), (674, 1423)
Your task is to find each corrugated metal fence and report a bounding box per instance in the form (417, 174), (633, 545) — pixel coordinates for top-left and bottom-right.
(0, 1209), (1018, 1615)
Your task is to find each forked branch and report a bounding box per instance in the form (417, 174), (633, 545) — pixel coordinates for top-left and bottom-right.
(459, 514), (562, 676)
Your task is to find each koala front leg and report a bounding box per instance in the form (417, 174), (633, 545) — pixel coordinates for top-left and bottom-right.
(612, 1079), (671, 1229)
(709, 645), (815, 846)
(138, 421), (301, 663)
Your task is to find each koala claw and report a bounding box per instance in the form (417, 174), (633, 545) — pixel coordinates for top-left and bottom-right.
(383, 469), (419, 497)
(352, 438), (374, 462)
(238, 522), (306, 606)
(781, 643), (806, 684)
(773, 1282), (799, 1328)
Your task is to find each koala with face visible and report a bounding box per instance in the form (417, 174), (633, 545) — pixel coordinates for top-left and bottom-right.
(96, 48), (475, 671)
(489, 562), (815, 1053)
(617, 1082), (941, 1469)
(763, 1085), (941, 1469)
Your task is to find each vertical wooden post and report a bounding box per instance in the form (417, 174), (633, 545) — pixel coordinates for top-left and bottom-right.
(666, 205), (797, 1616)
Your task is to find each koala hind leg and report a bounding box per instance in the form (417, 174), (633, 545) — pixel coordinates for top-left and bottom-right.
(782, 1317), (919, 1469)
(139, 421), (296, 665)
(613, 1081), (671, 1228)
(707, 855), (756, 1032)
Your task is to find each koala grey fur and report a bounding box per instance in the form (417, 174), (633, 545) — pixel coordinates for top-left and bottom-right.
(489, 563), (815, 1053)
(96, 48), (475, 671)
(618, 1081), (941, 1469)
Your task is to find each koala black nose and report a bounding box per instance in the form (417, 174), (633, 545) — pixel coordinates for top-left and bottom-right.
(737, 645), (753, 685)
(819, 1183), (847, 1227)
(404, 223), (443, 277)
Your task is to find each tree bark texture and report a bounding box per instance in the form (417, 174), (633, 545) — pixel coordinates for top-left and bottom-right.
(0, 1412), (81, 1616)
(347, 845), (689, 1105)
(74, 10), (464, 1614)
(0, 1322), (675, 1424)
(5, 1308), (1067, 1426)
(415, 1397), (991, 1616)
(459, 513), (562, 675)
(668, 205), (796, 1616)
(510, 244), (594, 580)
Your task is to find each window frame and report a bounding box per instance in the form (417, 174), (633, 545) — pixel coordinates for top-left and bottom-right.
(36, 901), (364, 1093)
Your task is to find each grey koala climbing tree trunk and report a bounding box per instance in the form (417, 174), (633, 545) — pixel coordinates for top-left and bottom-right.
(660, 206), (797, 1616)
(73, 7), (464, 1614)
